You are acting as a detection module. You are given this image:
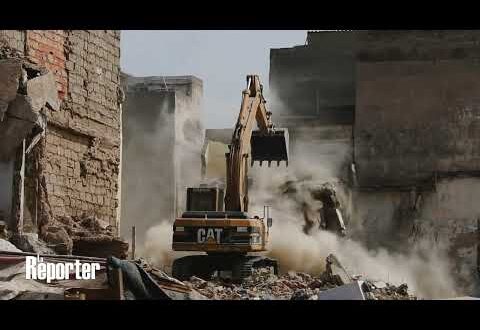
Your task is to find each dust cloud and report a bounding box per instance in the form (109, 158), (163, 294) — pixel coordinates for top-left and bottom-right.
(136, 91), (460, 299)
(248, 140), (458, 299)
(122, 91), (203, 250)
(121, 98), (176, 244)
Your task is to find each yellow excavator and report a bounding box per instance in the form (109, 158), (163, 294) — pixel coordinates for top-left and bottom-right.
(171, 75), (289, 282)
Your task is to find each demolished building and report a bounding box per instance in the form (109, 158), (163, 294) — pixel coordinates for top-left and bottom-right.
(0, 30), (125, 257)
(269, 30), (480, 295)
(121, 74), (203, 243)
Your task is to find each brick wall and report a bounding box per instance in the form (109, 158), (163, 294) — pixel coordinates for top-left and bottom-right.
(26, 30), (67, 99)
(1, 30), (123, 234)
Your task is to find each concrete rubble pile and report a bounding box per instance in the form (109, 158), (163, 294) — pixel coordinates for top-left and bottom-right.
(182, 255), (416, 300)
(55, 215), (129, 259)
(0, 248), (413, 300)
(6, 214), (128, 258)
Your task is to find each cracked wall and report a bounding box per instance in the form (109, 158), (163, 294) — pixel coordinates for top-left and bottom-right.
(0, 30), (122, 239)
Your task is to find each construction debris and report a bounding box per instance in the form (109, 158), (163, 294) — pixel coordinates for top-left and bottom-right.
(0, 238), (21, 253)
(0, 249), (415, 300)
(10, 232), (56, 255)
(56, 215), (128, 258)
(0, 252), (206, 300)
(182, 255), (416, 300)
(280, 180), (347, 236)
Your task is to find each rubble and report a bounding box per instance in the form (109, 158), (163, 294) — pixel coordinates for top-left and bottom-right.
(1, 214), (128, 258)
(182, 256), (417, 300)
(55, 214), (128, 259)
(42, 226), (73, 255)
(280, 180), (347, 236)
(361, 280), (414, 300)
(0, 238), (21, 253)
(10, 232), (55, 255)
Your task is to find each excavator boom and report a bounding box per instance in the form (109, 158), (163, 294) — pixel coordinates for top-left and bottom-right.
(171, 75), (288, 282)
(224, 75), (289, 212)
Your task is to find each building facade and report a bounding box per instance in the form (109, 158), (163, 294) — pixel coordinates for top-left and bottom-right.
(0, 30), (122, 244)
(270, 30), (480, 294)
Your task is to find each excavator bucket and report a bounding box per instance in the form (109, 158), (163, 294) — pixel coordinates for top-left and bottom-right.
(250, 129), (289, 167)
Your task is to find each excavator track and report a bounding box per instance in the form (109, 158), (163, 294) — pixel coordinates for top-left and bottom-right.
(233, 256), (279, 282)
(172, 254), (278, 282)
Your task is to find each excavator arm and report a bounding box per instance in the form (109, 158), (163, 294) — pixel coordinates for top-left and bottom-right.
(224, 75), (288, 212)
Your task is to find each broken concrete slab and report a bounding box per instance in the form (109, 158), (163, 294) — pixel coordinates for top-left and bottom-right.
(10, 233), (55, 255)
(26, 72), (59, 112)
(0, 260), (65, 300)
(0, 238), (21, 253)
(317, 281), (366, 300)
(0, 59), (56, 161)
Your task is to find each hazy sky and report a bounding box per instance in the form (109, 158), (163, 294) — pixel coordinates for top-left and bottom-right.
(120, 30), (307, 129)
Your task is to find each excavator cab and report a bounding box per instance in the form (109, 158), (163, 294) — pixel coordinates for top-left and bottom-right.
(250, 129), (289, 167)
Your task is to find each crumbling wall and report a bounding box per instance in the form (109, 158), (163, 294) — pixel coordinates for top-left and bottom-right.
(268, 30), (480, 296)
(0, 30), (122, 249)
(0, 31), (24, 224)
(352, 32), (480, 294)
(26, 31), (122, 235)
(352, 178), (480, 294)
